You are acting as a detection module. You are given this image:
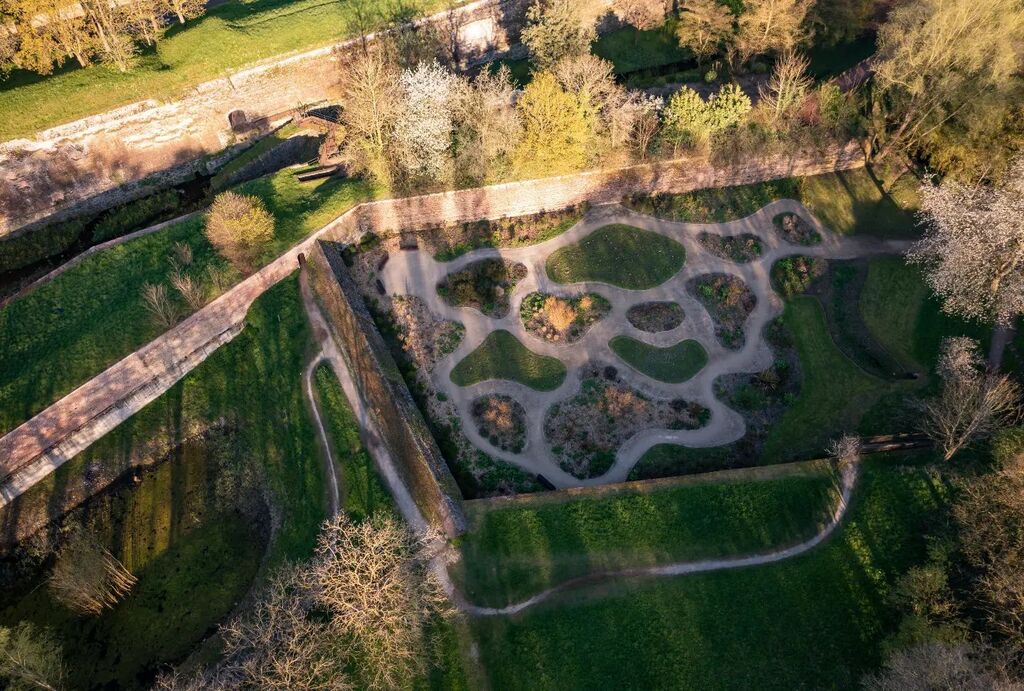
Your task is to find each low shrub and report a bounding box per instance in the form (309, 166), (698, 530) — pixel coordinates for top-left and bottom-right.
(92, 190), (181, 243)
(0, 217), (90, 273)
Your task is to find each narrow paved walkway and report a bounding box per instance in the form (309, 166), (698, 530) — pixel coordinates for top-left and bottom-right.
(381, 201), (908, 487)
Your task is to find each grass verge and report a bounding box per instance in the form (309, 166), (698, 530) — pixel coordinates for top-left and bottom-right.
(609, 335), (707, 383)
(450, 330), (566, 391)
(470, 455), (951, 690)
(546, 224), (685, 289)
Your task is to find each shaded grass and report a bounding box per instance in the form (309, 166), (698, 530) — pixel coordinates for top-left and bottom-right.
(591, 19), (689, 75)
(471, 456), (952, 690)
(609, 336), (707, 383)
(312, 363), (393, 521)
(546, 224), (685, 289)
(455, 466), (839, 608)
(450, 330), (566, 391)
(760, 297), (899, 463)
(210, 122), (300, 191)
(806, 34), (876, 80)
(0, 0), (451, 139)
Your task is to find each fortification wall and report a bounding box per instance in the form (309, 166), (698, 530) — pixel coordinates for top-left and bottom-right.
(307, 240), (468, 536)
(0, 0), (526, 237)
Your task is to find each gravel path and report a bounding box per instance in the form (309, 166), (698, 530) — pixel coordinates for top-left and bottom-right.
(381, 201), (908, 487)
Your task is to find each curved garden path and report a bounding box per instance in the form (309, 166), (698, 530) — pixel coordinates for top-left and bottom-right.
(381, 201), (908, 488)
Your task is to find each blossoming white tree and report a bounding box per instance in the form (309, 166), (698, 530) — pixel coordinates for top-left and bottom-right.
(908, 159), (1024, 344)
(394, 61), (458, 185)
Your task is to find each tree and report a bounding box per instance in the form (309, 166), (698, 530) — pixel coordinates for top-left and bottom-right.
(808, 0), (874, 46)
(521, 0), (596, 69)
(142, 282), (179, 328)
(919, 337), (1020, 461)
(123, 0), (166, 46)
(826, 433), (860, 470)
(629, 93), (662, 160)
(393, 61), (458, 185)
(908, 160), (1024, 328)
(337, 50), (402, 189)
(512, 71), (595, 178)
(162, 0), (205, 25)
(80, 0), (138, 71)
(614, 0), (669, 31)
(452, 65), (522, 184)
(661, 83), (751, 152)
(758, 50), (811, 124)
(866, 641), (1022, 691)
(871, 0), (1024, 172)
(205, 192), (275, 272)
(676, 0), (734, 65)
(0, 622), (67, 691)
(734, 0), (812, 65)
(49, 530), (137, 615)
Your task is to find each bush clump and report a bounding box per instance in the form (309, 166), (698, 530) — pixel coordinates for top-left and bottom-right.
(205, 192), (275, 272)
(771, 256), (827, 298)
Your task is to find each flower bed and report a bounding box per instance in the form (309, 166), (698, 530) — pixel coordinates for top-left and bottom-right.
(544, 364), (709, 480)
(520, 292), (611, 343)
(436, 258), (527, 317)
(697, 232), (763, 263)
(773, 212), (822, 246)
(688, 274), (756, 350)
(471, 394), (527, 454)
(626, 301), (685, 332)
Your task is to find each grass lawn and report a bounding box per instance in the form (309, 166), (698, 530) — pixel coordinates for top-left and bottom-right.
(628, 167), (920, 238)
(591, 19), (689, 75)
(0, 170), (375, 437)
(454, 462), (840, 608)
(450, 330), (566, 391)
(0, 276), (327, 688)
(546, 224), (685, 289)
(609, 335), (707, 383)
(859, 256), (987, 374)
(470, 455), (951, 690)
(760, 297), (901, 463)
(0, 0), (451, 140)
(210, 122), (301, 191)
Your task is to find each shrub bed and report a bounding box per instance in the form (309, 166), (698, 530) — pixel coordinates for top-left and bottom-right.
(520, 292), (611, 343)
(773, 212), (821, 245)
(436, 259), (527, 318)
(426, 204), (588, 261)
(697, 232), (763, 263)
(688, 274), (757, 349)
(626, 301), (685, 332)
(771, 256), (828, 298)
(471, 394), (527, 454)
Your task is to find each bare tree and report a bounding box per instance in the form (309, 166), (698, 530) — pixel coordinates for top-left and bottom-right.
(161, 0), (205, 25)
(676, 0), (734, 66)
(142, 282), (180, 329)
(336, 50), (402, 189)
(452, 64), (522, 184)
(908, 159), (1024, 332)
(826, 433), (861, 470)
(170, 272), (205, 311)
(629, 93), (662, 160)
(758, 50), (812, 125)
(614, 0), (669, 32)
(204, 191), (275, 272)
(734, 0), (812, 66)
(920, 337), (1020, 461)
(865, 641), (1022, 691)
(49, 530), (137, 615)
(0, 622), (67, 691)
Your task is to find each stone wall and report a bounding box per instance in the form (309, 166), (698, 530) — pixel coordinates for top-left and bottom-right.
(306, 240), (467, 537)
(341, 141), (867, 238)
(0, 0), (527, 238)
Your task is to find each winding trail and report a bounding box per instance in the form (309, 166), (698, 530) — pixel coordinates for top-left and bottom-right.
(303, 353), (341, 518)
(381, 201), (908, 487)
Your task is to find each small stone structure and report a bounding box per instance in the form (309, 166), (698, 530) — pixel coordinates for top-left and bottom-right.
(306, 240), (468, 536)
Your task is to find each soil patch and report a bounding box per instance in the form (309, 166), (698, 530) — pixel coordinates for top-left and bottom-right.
(626, 301), (685, 332)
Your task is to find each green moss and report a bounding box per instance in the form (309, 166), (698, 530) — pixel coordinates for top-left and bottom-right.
(450, 330), (566, 391)
(609, 336), (707, 383)
(546, 224), (685, 289)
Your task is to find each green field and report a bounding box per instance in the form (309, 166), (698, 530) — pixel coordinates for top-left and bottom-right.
(609, 335), (708, 383)
(546, 225), (686, 289)
(0, 276), (329, 687)
(454, 463), (839, 607)
(0, 0), (451, 140)
(450, 330), (566, 391)
(470, 456), (951, 689)
(0, 170), (374, 437)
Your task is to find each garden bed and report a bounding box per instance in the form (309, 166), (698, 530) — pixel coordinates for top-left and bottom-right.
(773, 212), (822, 246)
(697, 232), (763, 263)
(688, 274), (757, 349)
(546, 224), (685, 289)
(771, 256), (828, 298)
(520, 292), (611, 343)
(471, 394), (527, 454)
(422, 205), (588, 261)
(544, 364), (709, 480)
(436, 258), (527, 317)
(626, 301), (685, 332)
